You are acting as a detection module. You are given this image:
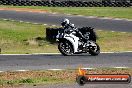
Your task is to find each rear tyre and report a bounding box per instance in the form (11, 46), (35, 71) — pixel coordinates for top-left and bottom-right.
(58, 40), (74, 56)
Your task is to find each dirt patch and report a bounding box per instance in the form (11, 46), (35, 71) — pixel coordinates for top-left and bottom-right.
(0, 8), (48, 13)
(0, 69), (132, 81)
(0, 70), (76, 81)
(0, 69), (132, 87)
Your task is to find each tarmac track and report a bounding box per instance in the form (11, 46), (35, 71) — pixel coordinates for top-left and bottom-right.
(0, 10), (131, 71)
(0, 10), (132, 32)
(0, 52), (131, 71)
(0, 53), (132, 87)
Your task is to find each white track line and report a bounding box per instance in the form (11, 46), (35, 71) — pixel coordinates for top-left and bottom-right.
(101, 51), (132, 53)
(43, 24), (48, 26)
(25, 22), (30, 24)
(86, 16), (97, 18)
(77, 15), (83, 17)
(52, 25), (56, 27)
(111, 31), (115, 32)
(11, 20), (15, 22)
(33, 23), (39, 25)
(15, 70), (29, 72)
(114, 18), (123, 21)
(0, 67), (130, 72)
(19, 21), (24, 23)
(83, 16), (132, 22)
(52, 12), (57, 14)
(0, 51), (132, 55)
(0, 54), (32, 55)
(3, 19), (8, 21)
(0, 71), (3, 73)
(114, 67), (129, 69)
(0, 53), (60, 55)
(81, 68), (95, 70)
(66, 14), (71, 15)
(39, 12), (46, 14)
(127, 19), (132, 22)
(33, 53), (60, 55)
(47, 69), (64, 71)
(98, 17), (112, 20)
(0, 67), (130, 73)
(121, 32), (126, 33)
(97, 30), (103, 31)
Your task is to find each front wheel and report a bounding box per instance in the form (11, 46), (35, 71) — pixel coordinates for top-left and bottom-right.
(58, 40), (74, 56)
(88, 42), (100, 56)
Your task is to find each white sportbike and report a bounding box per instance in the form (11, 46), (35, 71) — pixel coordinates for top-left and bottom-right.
(56, 27), (100, 56)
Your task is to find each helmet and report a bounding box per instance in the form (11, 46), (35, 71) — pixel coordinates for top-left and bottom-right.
(71, 24), (75, 28)
(61, 18), (70, 27)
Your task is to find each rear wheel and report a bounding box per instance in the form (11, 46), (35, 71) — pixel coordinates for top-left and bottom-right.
(58, 40), (74, 56)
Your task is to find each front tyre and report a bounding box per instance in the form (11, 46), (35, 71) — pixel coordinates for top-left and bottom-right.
(89, 42), (100, 56)
(58, 40), (74, 56)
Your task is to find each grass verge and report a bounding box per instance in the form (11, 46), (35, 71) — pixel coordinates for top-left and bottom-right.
(0, 19), (132, 54)
(0, 68), (132, 87)
(0, 19), (58, 54)
(0, 6), (132, 19)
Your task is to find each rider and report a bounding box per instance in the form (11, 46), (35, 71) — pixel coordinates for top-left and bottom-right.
(61, 18), (87, 42)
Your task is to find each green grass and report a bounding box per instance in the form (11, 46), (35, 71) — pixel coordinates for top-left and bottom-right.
(0, 77), (72, 86)
(96, 30), (132, 52)
(0, 19), (58, 54)
(0, 19), (132, 54)
(0, 6), (132, 19)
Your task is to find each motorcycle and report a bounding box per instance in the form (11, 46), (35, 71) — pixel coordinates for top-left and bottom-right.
(56, 27), (100, 56)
